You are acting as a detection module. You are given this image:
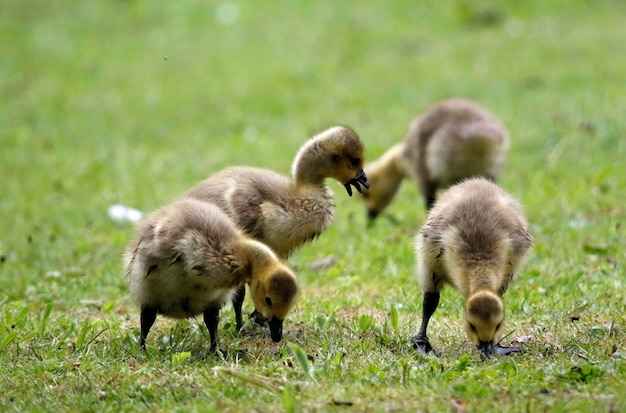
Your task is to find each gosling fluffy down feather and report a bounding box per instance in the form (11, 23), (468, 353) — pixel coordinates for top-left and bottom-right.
(182, 126), (369, 330)
(184, 126), (369, 258)
(412, 178), (533, 355)
(362, 98), (509, 218)
(124, 198), (299, 351)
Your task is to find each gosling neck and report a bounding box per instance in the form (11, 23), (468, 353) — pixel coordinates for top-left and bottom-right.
(378, 143), (408, 182)
(291, 137), (330, 188)
(466, 267), (499, 296)
(239, 239), (279, 281)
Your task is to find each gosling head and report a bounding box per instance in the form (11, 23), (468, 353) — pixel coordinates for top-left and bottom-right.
(464, 290), (505, 355)
(249, 267), (300, 343)
(293, 126), (370, 196)
(359, 143), (406, 221)
(361, 164), (403, 221)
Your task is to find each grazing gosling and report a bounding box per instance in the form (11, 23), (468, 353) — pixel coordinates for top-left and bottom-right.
(124, 198), (300, 351)
(183, 126), (369, 329)
(411, 178), (533, 356)
(362, 98), (509, 220)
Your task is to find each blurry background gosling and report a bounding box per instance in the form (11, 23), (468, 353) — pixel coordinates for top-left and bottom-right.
(362, 98), (509, 221)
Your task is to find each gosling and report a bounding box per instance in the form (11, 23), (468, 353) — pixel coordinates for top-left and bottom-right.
(183, 126), (369, 328)
(362, 98), (508, 220)
(124, 198), (300, 351)
(411, 178), (532, 356)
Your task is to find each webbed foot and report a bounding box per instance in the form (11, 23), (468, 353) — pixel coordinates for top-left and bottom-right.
(493, 344), (521, 356)
(411, 335), (434, 354)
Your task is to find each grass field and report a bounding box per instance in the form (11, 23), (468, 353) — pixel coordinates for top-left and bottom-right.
(1, 0), (625, 411)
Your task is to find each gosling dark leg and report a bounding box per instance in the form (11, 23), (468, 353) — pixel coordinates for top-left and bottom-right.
(423, 182), (438, 211)
(232, 285), (246, 332)
(425, 196), (437, 211)
(367, 208), (379, 223)
(203, 307), (220, 352)
(139, 307), (157, 350)
(411, 292), (440, 353)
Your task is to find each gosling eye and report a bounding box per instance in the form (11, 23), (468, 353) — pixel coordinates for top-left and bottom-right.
(350, 157), (361, 167)
(331, 154), (341, 162)
(495, 322), (502, 330)
(469, 323), (477, 333)
(265, 297), (272, 307)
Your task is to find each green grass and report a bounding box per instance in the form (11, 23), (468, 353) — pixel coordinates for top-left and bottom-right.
(1, 0), (625, 411)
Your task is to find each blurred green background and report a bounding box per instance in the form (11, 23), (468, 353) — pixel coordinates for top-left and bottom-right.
(1, 1), (624, 411)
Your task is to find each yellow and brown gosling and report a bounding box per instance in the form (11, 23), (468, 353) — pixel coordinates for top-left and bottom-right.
(124, 198), (300, 351)
(362, 98), (509, 220)
(411, 178), (532, 356)
(183, 126), (369, 328)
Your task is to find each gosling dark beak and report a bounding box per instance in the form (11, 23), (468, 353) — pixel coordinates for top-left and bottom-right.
(343, 170), (370, 197)
(479, 340), (494, 355)
(367, 208), (379, 222)
(268, 317), (283, 343)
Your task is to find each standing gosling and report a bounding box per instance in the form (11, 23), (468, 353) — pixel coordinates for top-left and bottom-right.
(362, 98), (509, 220)
(184, 126), (369, 329)
(411, 178), (532, 356)
(124, 198), (300, 351)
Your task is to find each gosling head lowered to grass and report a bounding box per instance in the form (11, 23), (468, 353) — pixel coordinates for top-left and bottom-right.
(361, 143), (405, 221)
(411, 178), (533, 356)
(247, 255), (300, 343)
(464, 290), (505, 355)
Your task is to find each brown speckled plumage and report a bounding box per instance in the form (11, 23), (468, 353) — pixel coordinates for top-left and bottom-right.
(182, 126), (369, 331)
(184, 166), (335, 258)
(184, 126), (368, 258)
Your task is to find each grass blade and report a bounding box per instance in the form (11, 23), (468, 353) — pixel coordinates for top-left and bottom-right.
(287, 342), (315, 382)
(39, 304), (53, 337)
(213, 366), (284, 393)
(283, 385), (296, 413)
(0, 331), (18, 353)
